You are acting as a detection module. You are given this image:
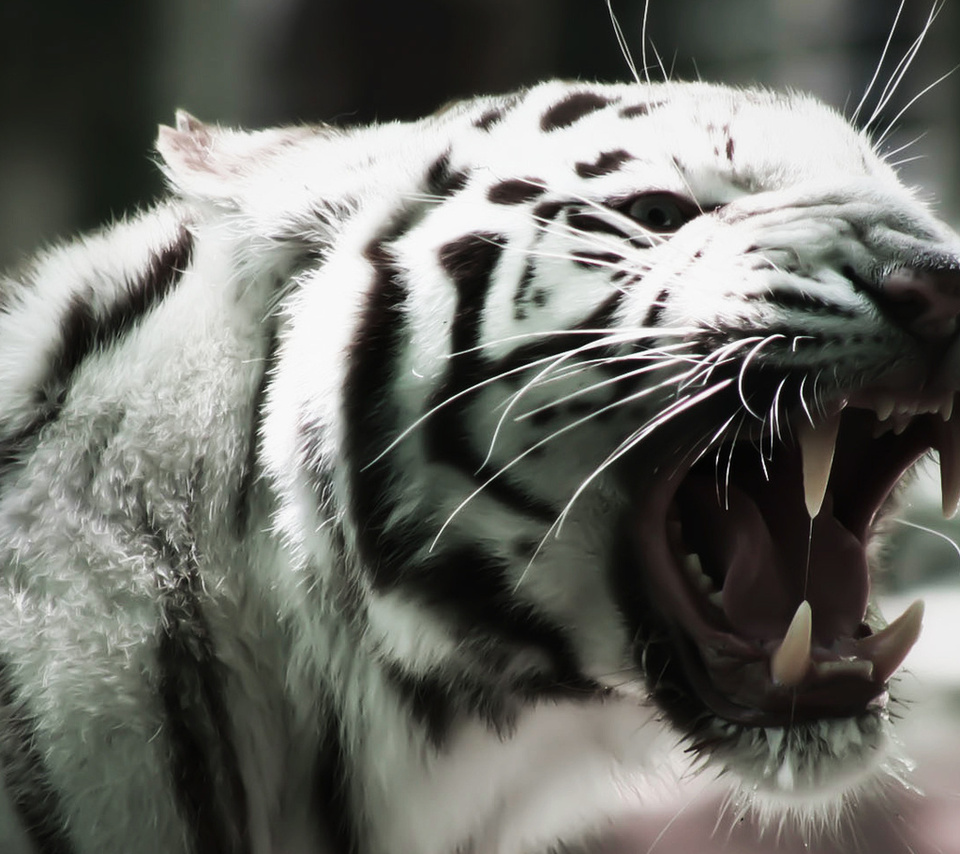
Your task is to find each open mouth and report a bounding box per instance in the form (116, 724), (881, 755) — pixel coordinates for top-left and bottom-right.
(632, 388), (957, 727)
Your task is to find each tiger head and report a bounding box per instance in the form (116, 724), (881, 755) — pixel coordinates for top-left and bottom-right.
(160, 80), (960, 823)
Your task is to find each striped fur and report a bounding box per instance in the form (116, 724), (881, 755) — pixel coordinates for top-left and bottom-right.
(0, 81), (957, 854)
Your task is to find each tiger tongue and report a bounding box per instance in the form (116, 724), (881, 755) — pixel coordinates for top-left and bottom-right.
(681, 475), (868, 643)
(715, 486), (869, 643)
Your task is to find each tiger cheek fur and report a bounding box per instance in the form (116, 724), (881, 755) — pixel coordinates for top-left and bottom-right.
(0, 80), (958, 854)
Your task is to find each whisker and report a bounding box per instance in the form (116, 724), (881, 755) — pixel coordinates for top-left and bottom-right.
(893, 517), (960, 567)
(865, 0), (942, 134)
(851, 0), (905, 126)
(514, 354), (701, 422)
(606, 0), (641, 85)
(876, 63), (957, 149)
(641, 0), (652, 85)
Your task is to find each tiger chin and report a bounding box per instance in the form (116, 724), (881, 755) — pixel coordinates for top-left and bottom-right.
(0, 79), (957, 854)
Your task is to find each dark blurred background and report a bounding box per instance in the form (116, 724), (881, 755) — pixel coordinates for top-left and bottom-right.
(2, 2), (960, 852)
(0, 0), (957, 268)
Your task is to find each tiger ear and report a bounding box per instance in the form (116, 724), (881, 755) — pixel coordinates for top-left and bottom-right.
(156, 110), (309, 203)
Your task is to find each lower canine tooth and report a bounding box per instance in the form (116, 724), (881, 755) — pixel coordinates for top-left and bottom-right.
(856, 599), (924, 683)
(770, 600), (812, 687)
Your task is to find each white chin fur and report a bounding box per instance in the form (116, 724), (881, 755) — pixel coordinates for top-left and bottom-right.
(708, 710), (916, 834)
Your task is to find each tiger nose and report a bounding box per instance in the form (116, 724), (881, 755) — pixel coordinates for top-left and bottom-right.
(872, 265), (960, 342)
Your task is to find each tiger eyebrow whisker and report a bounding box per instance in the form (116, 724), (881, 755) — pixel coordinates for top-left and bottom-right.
(865, 0), (942, 135)
(877, 130), (927, 165)
(875, 63), (957, 150)
(606, 0), (641, 85)
(851, 0), (905, 127)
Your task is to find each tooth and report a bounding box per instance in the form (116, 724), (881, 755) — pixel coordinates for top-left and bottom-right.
(797, 413), (840, 519)
(875, 396), (895, 421)
(814, 659), (874, 680)
(855, 599), (924, 684)
(708, 591), (724, 610)
(770, 600), (812, 687)
(683, 553), (713, 592)
(939, 417), (960, 518)
(942, 394), (954, 422)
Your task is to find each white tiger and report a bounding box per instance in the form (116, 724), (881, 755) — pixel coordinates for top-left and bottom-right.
(0, 79), (956, 854)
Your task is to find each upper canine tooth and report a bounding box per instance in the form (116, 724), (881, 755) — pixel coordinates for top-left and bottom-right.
(797, 412), (840, 519)
(938, 416), (960, 518)
(942, 394), (955, 422)
(875, 396), (895, 421)
(770, 600), (812, 687)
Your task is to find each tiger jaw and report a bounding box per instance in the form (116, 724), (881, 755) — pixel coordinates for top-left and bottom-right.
(631, 391), (958, 730)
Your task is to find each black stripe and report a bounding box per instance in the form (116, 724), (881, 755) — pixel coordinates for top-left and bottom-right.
(0, 659), (77, 854)
(425, 233), (557, 520)
(619, 100), (666, 119)
(386, 549), (601, 742)
(472, 95), (520, 132)
(43, 225), (194, 405)
(643, 287), (670, 328)
(566, 211), (631, 240)
(532, 200), (565, 222)
(512, 257), (538, 320)
(0, 226), (194, 482)
(541, 92), (614, 131)
(314, 708), (358, 854)
(387, 662), (601, 749)
(342, 211), (421, 574)
(155, 529), (250, 854)
(0, 226), (193, 509)
(233, 329), (280, 535)
(473, 108), (505, 131)
(570, 250), (624, 269)
(745, 288), (858, 318)
(574, 149), (634, 179)
(425, 152), (470, 198)
(342, 224), (586, 684)
(488, 292), (625, 380)
(487, 178), (546, 205)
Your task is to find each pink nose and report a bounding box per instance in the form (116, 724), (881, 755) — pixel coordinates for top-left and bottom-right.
(874, 266), (960, 342)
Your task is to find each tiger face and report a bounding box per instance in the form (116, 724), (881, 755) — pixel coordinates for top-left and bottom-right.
(169, 79), (958, 822)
